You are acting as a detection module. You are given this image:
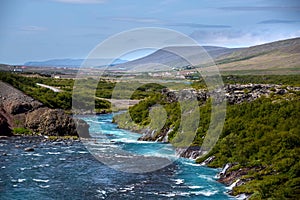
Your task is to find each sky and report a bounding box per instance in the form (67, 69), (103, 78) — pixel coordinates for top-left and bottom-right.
(0, 0), (300, 64)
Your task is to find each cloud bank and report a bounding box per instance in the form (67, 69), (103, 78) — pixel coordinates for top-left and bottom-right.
(190, 29), (300, 47)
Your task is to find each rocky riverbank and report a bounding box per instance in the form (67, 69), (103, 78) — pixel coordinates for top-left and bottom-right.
(0, 81), (89, 137)
(126, 83), (300, 157)
(198, 158), (260, 199)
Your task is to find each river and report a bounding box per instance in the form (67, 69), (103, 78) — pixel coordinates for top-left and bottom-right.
(0, 113), (235, 199)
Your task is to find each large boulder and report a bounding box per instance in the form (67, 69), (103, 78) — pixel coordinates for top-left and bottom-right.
(25, 108), (89, 136)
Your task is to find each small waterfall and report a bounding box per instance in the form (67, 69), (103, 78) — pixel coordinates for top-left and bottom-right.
(162, 134), (168, 143)
(200, 156), (215, 166)
(235, 193), (250, 200)
(226, 179), (240, 190)
(216, 163), (231, 178)
(188, 151), (199, 160)
(175, 148), (186, 157)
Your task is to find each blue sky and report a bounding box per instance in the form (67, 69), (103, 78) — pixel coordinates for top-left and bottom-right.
(0, 0), (300, 64)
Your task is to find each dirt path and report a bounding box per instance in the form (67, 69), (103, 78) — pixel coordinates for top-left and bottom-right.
(36, 83), (61, 92)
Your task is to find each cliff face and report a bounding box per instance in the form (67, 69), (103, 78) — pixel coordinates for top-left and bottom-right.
(0, 81), (89, 137)
(163, 84), (300, 105)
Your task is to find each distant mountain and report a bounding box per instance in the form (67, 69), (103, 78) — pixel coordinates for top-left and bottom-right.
(24, 58), (128, 68)
(112, 37), (300, 74)
(112, 46), (239, 71)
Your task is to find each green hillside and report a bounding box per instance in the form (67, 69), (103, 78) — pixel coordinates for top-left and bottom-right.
(113, 76), (300, 199)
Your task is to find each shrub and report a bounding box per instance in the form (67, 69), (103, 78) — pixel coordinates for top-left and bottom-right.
(12, 127), (32, 135)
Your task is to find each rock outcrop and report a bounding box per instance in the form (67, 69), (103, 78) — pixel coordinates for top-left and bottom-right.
(0, 81), (89, 137)
(163, 84), (300, 105)
(25, 107), (78, 136)
(216, 163), (262, 199)
(175, 146), (201, 159)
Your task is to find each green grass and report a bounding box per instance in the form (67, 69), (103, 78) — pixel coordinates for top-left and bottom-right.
(12, 127), (32, 135)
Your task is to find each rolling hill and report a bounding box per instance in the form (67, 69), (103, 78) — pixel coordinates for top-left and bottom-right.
(214, 37), (300, 74)
(113, 46), (239, 71)
(114, 37), (300, 75)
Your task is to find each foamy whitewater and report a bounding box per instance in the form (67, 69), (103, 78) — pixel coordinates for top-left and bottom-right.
(0, 113), (236, 199)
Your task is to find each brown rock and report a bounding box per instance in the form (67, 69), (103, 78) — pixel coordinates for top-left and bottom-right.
(25, 107), (90, 137)
(0, 81), (43, 118)
(6, 102), (33, 115)
(25, 108), (75, 136)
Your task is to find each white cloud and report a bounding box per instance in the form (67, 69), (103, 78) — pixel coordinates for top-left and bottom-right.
(190, 29), (300, 47)
(53, 0), (106, 4)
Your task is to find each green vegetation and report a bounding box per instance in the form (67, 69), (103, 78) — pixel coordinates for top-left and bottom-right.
(197, 96), (300, 199)
(0, 72), (168, 112)
(0, 73), (114, 111)
(12, 127), (32, 135)
(72, 78), (112, 112)
(0, 72), (75, 110)
(114, 87), (300, 199)
(223, 75), (300, 86)
(191, 74), (300, 89)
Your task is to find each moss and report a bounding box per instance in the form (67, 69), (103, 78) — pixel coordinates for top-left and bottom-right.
(12, 127), (32, 135)
(244, 88), (250, 94)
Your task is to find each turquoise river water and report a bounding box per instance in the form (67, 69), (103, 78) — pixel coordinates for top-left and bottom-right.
(0, 113), (236, 199)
